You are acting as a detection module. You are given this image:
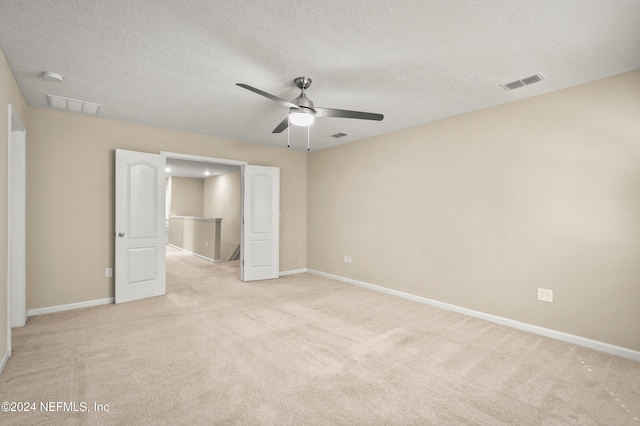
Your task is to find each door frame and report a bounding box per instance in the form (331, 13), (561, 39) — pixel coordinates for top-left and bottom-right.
(7, 105), (27, 361)
(161, 152), (247, 168)
(160, 151), (247, 275)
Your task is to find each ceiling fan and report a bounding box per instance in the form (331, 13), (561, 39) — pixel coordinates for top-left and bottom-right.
(236, 77), (384, 134)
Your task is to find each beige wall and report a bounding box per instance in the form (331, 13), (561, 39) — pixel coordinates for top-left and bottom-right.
(204, 170), (241, 261)
(26, 106), (307, 310)
(168, 176), (210, 258)
(168, 218), (219, 260)
(308, 70), (640, 351)
(0, 48), (29, 361)
(170, 176), (204, 217)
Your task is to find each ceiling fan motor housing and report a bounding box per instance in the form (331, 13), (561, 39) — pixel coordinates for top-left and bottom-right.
(292, 92), (315, 112)
(292, 77), (315, 113)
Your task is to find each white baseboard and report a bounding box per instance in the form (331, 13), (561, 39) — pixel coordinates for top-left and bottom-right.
(280, 268), (308, 277)
(307, 269), (640, 363)
(167, 244), (219, 263)
(0, 345), (10, 375)
(27, 297), (114, 317)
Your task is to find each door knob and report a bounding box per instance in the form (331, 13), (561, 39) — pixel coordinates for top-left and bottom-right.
(118, 232), (125, 237)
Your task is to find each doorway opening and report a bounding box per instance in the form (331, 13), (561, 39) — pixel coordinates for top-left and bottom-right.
(114, 150), (280, 304)
(164, 156), (242, 264)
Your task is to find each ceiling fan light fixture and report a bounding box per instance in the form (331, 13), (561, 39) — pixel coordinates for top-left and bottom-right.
(289, 111), (314, 127)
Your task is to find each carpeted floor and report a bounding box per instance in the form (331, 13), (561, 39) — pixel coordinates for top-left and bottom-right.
(1, 246), (639, 425)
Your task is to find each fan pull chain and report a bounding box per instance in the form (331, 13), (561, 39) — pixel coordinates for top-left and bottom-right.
(307, 125), (310, 152)
(287, 117), (290, 148)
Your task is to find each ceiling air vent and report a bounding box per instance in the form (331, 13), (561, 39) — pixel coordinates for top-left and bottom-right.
(501, 73), (545, 91)
(47, 94), (102, 115)
(331, 132), (349, 139)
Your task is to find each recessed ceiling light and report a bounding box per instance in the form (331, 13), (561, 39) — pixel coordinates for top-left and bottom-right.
(42, 71), (63, 83)
(204, 171), (210, 176)
(165, 167), (171, 173)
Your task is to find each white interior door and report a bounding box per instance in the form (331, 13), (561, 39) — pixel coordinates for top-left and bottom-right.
(8, 105), (26, 328)
(241, 165), (280, 281)
(115, 149), (166, 303)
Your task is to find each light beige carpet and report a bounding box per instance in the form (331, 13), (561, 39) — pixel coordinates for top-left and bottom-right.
(1, 246), (639, 425)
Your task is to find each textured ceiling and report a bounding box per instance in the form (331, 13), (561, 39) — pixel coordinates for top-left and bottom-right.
(1, 0), (639, 152)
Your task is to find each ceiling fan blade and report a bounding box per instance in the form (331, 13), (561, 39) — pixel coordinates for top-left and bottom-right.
(272, 116), (289, 133)
(315, 107), (384, 121)
(236, 83), (297, 109)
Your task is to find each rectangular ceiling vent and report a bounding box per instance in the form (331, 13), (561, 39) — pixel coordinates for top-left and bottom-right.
(501, 73), (545, 91)
(331, 132), (350, 139)
(47, 94), (102, 115)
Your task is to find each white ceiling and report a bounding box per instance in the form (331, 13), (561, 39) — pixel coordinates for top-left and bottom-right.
(0, 1), (639, 152)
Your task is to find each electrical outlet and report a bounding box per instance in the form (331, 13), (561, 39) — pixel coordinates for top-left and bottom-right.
(105, 268), (112, 278)
(205, 241), (209, 247)
(343, 255), (352, 264)
(537, 288), (553, 303)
